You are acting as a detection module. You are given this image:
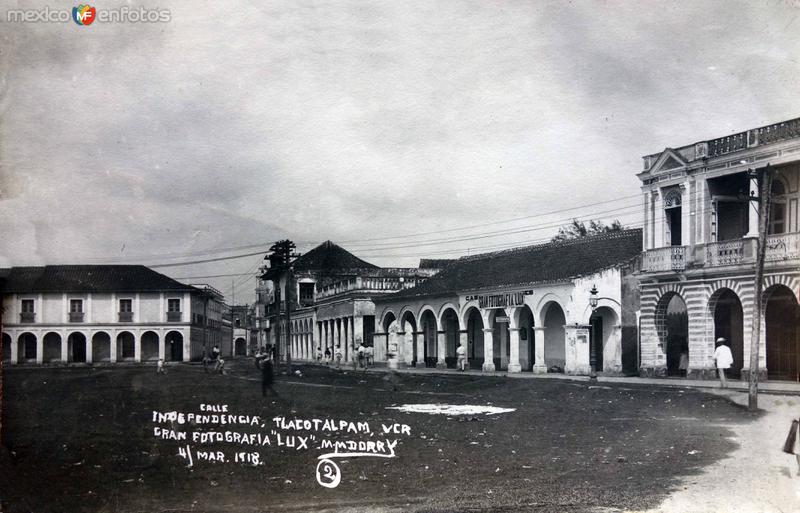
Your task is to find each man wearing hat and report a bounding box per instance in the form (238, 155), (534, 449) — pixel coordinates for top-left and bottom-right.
(713, 337), (734, 388)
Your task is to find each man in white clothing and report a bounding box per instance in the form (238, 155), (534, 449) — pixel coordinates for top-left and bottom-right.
(713, 337), (734, 388)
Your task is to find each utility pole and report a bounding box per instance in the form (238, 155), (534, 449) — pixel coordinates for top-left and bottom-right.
(263, 240), (300, 375)
(748, 164), (773, 411)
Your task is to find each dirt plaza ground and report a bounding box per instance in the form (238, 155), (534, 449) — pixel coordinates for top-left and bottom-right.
(0, 359), (790, 513)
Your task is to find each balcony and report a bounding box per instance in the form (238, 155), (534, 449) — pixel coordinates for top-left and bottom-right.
(166, 311), (182, 322)
(642, 232), (800, 272)
(69, 312), (85, 323)
(19, 312), (35, 323)
(642, 246), (686, 272)
(118, 311), (133, 322)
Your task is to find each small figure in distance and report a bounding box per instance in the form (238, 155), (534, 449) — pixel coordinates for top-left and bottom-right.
(335, 345), (342, 369)
(357, 342), (366, 369)
(157, 358), (166, 375)
(713, 337), (733, 388)
(215, 357), (225, 375)
(324, 346), (332, 365)
(261, 353), (278, 398)
(316, 346), (323, 364)
(456, 340), (467, 371)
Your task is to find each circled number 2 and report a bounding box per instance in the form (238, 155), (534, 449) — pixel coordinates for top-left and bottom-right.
(316, 459), (341, 489)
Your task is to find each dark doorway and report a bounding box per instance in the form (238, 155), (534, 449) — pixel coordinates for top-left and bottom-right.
(766, 286), (800, 381)
(69, 333), (87, 363)
(666, 207), (682, 246)
(167, 331), (184, 361)
(713, 290), (744, 379)
(662, 294), (688, 377)
(590, 314), (604, 372)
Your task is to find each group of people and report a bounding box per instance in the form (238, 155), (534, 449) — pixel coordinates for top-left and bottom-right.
(202, 344), (225, 374)
(313, 343), (374, 369)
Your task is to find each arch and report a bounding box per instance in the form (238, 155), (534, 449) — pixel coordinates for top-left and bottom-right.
(542, 301), (566, 371)
(441, 307), (460, 368)
(437, 303), (463, 329)
(417, 305), (440, 331)
(18, 332), (37, 362)
(91, 331), (111, 362)
(490, 309), (511, 371)
(765, 284), (800, 381)
(517, 305), (535, 371)
(708, 288), (744, 379)
(166, 330), (184, 361)
(381, 310), (397, 333)
(655, 291), (688, 376)
(67, 332), (87, 363)
(43, 331), (62, 363)
(420, 309), (438, 367)
(464, 306), (484, 369)
(589, 306), (619, 373)
(141, 331), (159, 361)
(399, 309), (418, 365)
(2, 332), (11, 362)
(234, 336), (247, 356)
(117, 331), (135, 360)
(535, 293), (567, 327)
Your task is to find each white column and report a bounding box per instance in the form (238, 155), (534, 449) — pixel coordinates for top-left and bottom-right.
(643, 192), (650, 250)
(183, 329), (190, 362)
(415, 331), (424, 366)
(134, 332), (141, 363)
(159, 332), (166, 361)
(459, 330), (468, 368)
(36, 336), (44, 364)
(11, 335), (19, 364)
(87, 335), (93, 364)
(436, 331), (446, 368)
(746, 173), (759, 238)
(61, 333), (68, 363)
(533, 327), (547, 373)
(653, 191), (664, 248)
(110, 331), (118, 362)
(482, 328), (495, 371)
(508, 329), (521, 373)
(353, 315), (363, 349)
(681, 181), (691, 247)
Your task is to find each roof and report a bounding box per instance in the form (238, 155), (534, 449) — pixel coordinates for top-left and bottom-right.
(293, 241), (378, 272)
(418, 258), (457, 269)
(389, 229), (642, 299)
(0, 265), (198, 294)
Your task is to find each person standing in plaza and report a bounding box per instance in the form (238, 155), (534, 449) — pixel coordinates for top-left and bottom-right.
(456, 341), (467, 371)
(713, 337), (733, 388)
(261, 354), (278, 398)
(335, 345), (342, 369)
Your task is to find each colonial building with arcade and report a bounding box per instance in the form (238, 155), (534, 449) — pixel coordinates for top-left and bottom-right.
(372, 229), (642, 376)
(637, 116), (800, 380)
(1, 265), (230, 365)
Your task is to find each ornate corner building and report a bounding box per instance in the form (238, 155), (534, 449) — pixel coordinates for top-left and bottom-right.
(637, 117), (800, 380)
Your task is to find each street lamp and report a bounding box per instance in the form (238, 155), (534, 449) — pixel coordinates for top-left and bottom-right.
(589, 284), (599, 310)
(587, 284), (622, 380)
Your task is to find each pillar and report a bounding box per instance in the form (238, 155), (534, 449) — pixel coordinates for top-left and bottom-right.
(353, 316), (364, 362)
(110, 332), (117, 362)
(564, 325), (591, 375)
(653, 191), (664, 248)
(436, 331), (446, 368)
(482, 328), (495, 371)
(11, 335), (19, 364)
(746, 173), (759, 238)
(643, 192), (650, 250)
(87, 336), (93, 364)
(36, 336), (44, 364)
(135, 333), (141, 363)
(508, 329), (521, 373)
(414, 331), (425, 367)
(533, 327), (547, 373)
(459, 330), (468, 368)
(61, 334), (68, 363)
(681, 181), (691, 247)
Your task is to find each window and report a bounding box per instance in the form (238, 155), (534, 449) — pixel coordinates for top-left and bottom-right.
(20, 299), (35, 323)
(168, 298), (181, 312)
(118, 299), (133, 322)
(768, 179), (787, 235)
(69, 299), (84, 322)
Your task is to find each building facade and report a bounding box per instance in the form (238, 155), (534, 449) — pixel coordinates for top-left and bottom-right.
(637, 117), (800, 380)
(264, 241), (442, 364)
(230, 304), (258, 356)
(1, 266), (230, 364)
(373, 230), (642, 375)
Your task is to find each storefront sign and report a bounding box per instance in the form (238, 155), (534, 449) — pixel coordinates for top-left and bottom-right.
(465, 290), (532, 309)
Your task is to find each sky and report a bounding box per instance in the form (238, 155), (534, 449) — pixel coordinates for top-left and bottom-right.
(1, 0), (799, 301)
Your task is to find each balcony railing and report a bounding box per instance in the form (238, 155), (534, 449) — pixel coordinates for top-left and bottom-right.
(643, 232), (800, 272)
(705, 240), (746, 267)
(19, 312), (35, 323)
(765, 232), (800, 262)
(69, 312), (84, 322)
(118, 311), (133, 322)
(166, 311), (182, 322)
(642, 246), (686, 271)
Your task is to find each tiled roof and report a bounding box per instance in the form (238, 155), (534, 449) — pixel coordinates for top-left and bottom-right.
(0, 265), (197, 294)
(293, 241), (378, 272)
(418, 258), (457, 269)
(390, 229), (642, 299)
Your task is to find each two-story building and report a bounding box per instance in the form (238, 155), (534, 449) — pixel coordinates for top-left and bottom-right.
(1, 265), (229, 364)
(264, 241), (442, 364)
(230, 304), (257, 356)
(637, 117), (800, 381)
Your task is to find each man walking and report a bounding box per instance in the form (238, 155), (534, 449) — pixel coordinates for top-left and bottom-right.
(261, 355), (278, 398)
(713, 337), (733, 388)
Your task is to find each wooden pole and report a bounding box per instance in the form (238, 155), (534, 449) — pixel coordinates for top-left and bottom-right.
(749, 164), (773, 411)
